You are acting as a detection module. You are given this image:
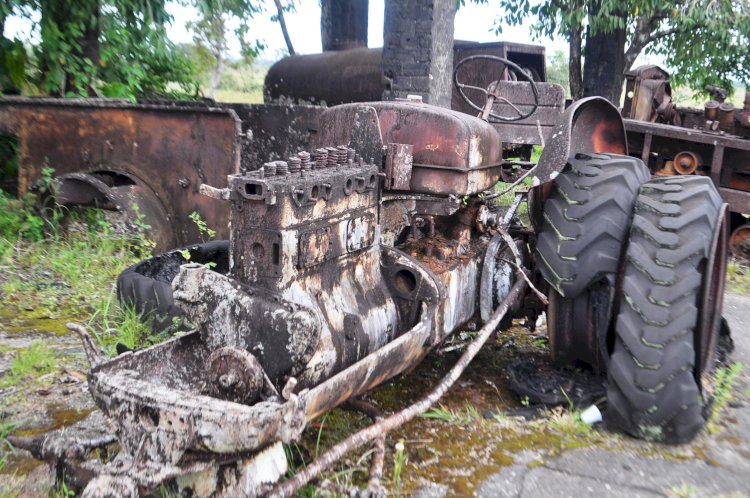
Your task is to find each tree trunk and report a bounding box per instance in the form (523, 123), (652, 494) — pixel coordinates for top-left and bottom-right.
(582, 2), (627, 104)
(321, 0), (368, 51)
(569, 24), (583, 100)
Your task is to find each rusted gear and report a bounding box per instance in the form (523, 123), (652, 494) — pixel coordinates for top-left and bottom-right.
(206, 347), (265, 405)
(729, 223), (750, 260)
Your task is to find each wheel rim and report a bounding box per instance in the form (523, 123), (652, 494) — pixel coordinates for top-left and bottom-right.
(695, 204), (728, 381)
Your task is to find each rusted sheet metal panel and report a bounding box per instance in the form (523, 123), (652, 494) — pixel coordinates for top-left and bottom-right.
(225, 103), (324, 173)
(314, 101), (503, 195)
(535, 97), (627, 186)
(487, 81), (565, 145)
(384, 143), (413, 190)
(1, 97), (241, 246)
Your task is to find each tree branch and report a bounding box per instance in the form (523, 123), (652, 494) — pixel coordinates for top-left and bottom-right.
(269, 276), (528, 498)
(273, 0), (295, 56)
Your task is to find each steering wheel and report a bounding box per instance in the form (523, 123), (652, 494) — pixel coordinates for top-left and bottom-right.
(454, 55), (540, 123)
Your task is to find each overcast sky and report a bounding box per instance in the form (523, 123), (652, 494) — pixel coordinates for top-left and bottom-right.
(5, 0), (569, 61)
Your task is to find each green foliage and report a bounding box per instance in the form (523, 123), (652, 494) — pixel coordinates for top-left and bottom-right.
(0, 190), (45, 245)
(726, 259), (750, 295)
(0, 412), (17, 473)
(546, 49), (570, 98)
(1, 192), (154, 323)
(652, 2), (750, 92)
(87, 292), (168, 356)
(0, 37), (26, 93)
(482, 0), (750, 94)
(96, 13), (200, 99)
(190, 210), (217, 242)
(707, 362), (743, 434)
(2, 0), (200, 99)
(420, 404), (482, 424)
(392, 439), (406, 498)
(2, 0), (282, 99)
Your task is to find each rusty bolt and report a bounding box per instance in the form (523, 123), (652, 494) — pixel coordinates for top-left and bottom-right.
(315, 148), (328, 169)
(264, 161), (277, 176)
(298, 151), (311, 170)
(288, 156), (301, 173)
(178, 178), (191, 188)
(275, 160), (289, 176)
(326, 147), (338, 168)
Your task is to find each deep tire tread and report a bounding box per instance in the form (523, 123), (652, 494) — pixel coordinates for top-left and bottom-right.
(606, 176), (721, 444)
(537, 153), (650, 297)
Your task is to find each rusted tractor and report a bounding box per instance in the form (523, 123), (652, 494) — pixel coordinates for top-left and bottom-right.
(12, 58), (728, 497)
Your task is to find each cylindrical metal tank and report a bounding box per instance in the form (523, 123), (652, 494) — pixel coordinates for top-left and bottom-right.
(264, 47), (386, 106)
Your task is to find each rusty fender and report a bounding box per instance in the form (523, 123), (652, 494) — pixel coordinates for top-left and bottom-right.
(534, 97), (628, 186)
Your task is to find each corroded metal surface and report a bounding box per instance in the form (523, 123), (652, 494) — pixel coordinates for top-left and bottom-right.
(730, 223), (750, 260)
(14, 90), (647, 496)
(61, 98), (533, 494)
(263, 41), (546, 115)
(314, 101), (503, 195)
(0, 97), (242, 248)
(624, 118), (750, 216)
(535, 97), (628, 186)
(0, 97), (324, 251)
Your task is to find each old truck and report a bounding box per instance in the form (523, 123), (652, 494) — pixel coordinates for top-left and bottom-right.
(8, 51), (729, 497)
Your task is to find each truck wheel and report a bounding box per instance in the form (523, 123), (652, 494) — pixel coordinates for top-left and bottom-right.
(117, 240), (229, 332)
(537, 153), (650, 369)
(606, 176), (725, 443)
(536, 153), (650, 298)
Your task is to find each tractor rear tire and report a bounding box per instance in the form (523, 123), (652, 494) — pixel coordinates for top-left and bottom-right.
(536, 153), (650, 298)
(117, 240), (229, 332)
(538, 153), (650, 369)
(606, 176), (724, 443)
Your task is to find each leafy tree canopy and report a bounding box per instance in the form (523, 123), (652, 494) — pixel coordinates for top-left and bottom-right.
(0, 0), (281, 99)
(477, 0), (750, 100)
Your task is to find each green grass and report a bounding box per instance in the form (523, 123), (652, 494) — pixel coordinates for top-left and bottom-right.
(419, 404), (483, 425)
(726, 259), (750, 295)
(1, 340), (56, 388)
(1, 182), (163, 360)
(87, 293), (170, 356)
(707, 362), (743, 434)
